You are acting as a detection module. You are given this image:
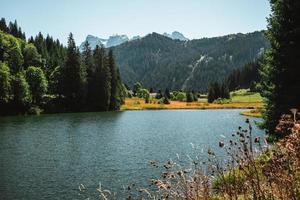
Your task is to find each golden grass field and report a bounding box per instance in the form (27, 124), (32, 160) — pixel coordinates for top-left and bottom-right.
(121, 97), (263, 111)
(121, 90), (264, 118)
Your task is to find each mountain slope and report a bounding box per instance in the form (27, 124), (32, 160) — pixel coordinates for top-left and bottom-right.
(112, 31), (269, 92)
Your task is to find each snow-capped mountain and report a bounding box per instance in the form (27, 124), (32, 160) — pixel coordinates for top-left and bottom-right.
(163, 31), (189, 41)
(79, 34), (130, 50)
(80, 31), (188, 50)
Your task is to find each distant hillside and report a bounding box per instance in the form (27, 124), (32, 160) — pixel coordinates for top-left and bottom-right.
(111, 31), (269, 92)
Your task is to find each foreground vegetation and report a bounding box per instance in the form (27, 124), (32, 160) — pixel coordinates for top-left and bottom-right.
(80, 109), (300, 199)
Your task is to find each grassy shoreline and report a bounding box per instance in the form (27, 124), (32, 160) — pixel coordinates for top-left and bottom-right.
(240, 109), (263, 118)
(121, 97), (263, 111)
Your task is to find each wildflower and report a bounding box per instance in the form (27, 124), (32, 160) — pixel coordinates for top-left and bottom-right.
(208, 149), (214, 155)
(219, 141), (224, 148)
(254, 137), (260, 143)
(245, 118), (250, 123)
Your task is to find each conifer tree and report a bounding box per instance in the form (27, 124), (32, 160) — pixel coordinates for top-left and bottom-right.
(0, 18), (8, 32)
(260, 0), (300, 135)
(186, 91), (194, 102)
(90, 45), (111, 111)
(108, 49), (122, 110)
(82, 41), (94, 105)
(61, 33), (86, 111)
(164, 88), (171, 99)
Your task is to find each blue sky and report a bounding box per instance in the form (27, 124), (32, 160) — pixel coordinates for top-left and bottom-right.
(1, 0), (271, 45)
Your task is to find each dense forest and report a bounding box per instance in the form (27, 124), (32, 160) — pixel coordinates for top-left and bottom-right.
(226, 59), (261, 92)
(112, 31), (269, 92)
(0, 18), (126, 115)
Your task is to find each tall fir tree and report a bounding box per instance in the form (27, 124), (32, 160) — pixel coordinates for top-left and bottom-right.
(90, 45), (111, 111)
(61, 33), (86, 111)
(260, 0), (300, 135)
(108, 49), (122, 110)
(0, 18), (8, 32)
(82, 41), (94, 105)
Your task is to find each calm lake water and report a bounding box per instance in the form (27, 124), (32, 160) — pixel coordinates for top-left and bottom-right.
(0, 110), (264, 200)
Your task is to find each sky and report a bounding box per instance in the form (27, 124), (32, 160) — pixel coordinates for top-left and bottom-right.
(0, 0), (271, 45)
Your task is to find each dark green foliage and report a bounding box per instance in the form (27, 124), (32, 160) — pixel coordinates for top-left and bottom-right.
(164, 88), (171, 99)
(25, 66), (47, 105)
(137, 88), (150, 103)
(259, 0), (300, 135)
(227, 60), (261, 92)
(0, 62), (12, 104)
(0, 18), (9, 33)
(207, 82), (229, 103)
(82, 41), (94, 77)
(133, 82), (142, 96)
(162, 96), (170, 104)
(108, 50), (124, 110)
(7, 45), (24, 73)
(89, 45), (111, 111)
(186, 91), (194, 102)
(1, 19), (26, 39)
(0, 19), (124, 115)
(174, 92), (186, 102)
(112, 31), (269, 92)
(61, 33), (87, 111)
(49, 66), (62, 95)
(220, 84), (230, 99)
(192, 91), (198, 102)
(23, 44), (42, 69)
(30, 32), (66, 77)
(82, 41), (94, 105)
(155, 90), (163, 99)
(12, 72), (31, 111)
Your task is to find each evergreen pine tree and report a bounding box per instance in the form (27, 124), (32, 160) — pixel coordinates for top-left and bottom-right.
(260, 0), (300, 135)
(186, 91), (194, 102)
(82, 41), (94, 105)
(108, 49), (122, 110)
(164, 88), (171, 99)
(91, 45), (111, 111)
(61, 33), (86, 111)
(207, 84), (215, 103)
(0, 18), (8, 32)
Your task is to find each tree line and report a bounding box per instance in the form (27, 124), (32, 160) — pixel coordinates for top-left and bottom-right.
(206, 58), (261, 103)
(0, 18), (125, 115)
(0, 18), (26, 40)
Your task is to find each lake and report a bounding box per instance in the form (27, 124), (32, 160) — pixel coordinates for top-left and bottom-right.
(0, 109), (264, 199)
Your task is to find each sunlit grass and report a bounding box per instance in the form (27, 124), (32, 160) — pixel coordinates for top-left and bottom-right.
(230, 89), (263, 103)
(121, 97), (263, 111)
(240, 109), (263, 118)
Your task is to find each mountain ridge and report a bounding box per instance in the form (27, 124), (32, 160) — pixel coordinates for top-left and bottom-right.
(111, 31), (269, 92)
(79, 31), (189, 50)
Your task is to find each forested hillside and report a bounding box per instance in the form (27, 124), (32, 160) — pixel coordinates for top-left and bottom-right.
(0, 18), (125, 115)
(112, 31), (269, 92)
